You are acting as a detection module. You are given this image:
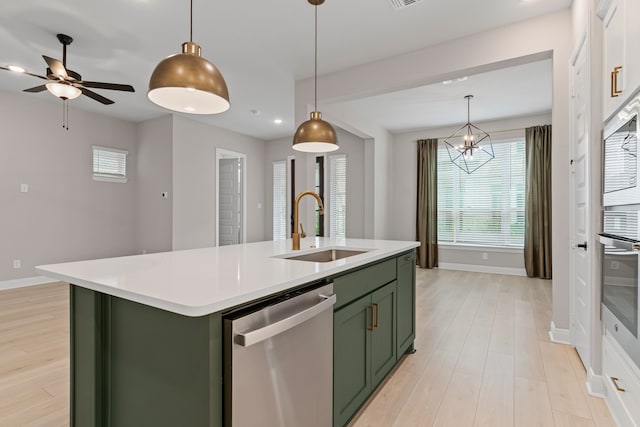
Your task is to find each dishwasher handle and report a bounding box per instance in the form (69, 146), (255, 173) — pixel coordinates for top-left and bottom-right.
(235, 293), (337, 347)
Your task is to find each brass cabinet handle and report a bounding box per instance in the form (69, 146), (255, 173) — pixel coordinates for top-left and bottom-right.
(611, 377), (625, 392)
(611, 66), (623, 98)
(368, 305), (375, 331)
(373, 303), (379, 328)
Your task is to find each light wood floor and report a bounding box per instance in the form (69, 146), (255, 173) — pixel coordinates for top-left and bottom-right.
(0, 271), (616, 426)
(351, 269), (616, 427)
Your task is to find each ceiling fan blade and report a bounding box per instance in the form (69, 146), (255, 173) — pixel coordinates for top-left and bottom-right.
(81, 81), (135, 92)
(0, 66), (49, 80)
(80, 87), (114, 105)
(23, 85), (48, 93)
(43, 55), (68, 79)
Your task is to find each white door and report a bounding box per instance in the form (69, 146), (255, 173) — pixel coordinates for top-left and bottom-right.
(571, 34), (591, 369)
(219, 158), (242, 246)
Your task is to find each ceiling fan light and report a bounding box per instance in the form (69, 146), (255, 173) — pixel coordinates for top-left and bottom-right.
(293, 111), (339, 153)
(148, 42), (230, 115)
(46, 82), (81, 100)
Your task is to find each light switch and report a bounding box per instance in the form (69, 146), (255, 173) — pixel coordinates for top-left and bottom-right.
(20, 184), (28, 193)
(13, 259), (21, 269)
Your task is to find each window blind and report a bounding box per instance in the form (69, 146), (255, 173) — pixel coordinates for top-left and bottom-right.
(329, 154), (347, 238)
(273, 160), (287, 240)
(437, 138), (525, 247)
(93, 146), (127, 183)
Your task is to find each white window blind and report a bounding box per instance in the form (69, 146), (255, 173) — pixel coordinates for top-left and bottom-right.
(92, 146), (128, 183)
(437, 138), (525, 247)
(329, 154), (347, 238)
(273, 160), (287, 240)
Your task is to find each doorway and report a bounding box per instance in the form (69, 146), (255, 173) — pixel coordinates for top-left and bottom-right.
(216, 149), (246, 246)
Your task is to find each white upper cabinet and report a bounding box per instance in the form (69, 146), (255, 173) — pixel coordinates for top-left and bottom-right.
(600, 0), (640, 121)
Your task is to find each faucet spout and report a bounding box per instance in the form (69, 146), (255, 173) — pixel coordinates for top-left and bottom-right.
(292, 191), (324, 250)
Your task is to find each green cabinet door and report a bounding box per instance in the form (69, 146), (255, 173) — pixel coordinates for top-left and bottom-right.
(334, 294), (372, 427)
(396, 251), (416, 357)
(370, 281), (397, 389)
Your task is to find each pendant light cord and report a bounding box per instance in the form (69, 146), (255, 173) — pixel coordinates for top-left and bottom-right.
(314, 3), (318, 112)
(190, 0), (193, 42)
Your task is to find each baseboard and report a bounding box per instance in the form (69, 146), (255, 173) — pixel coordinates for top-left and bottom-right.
(0, 276), (57, 291)
(437, 262), (526, 277)
(586, 367), (607, 398)
(548, 321), (572, 345)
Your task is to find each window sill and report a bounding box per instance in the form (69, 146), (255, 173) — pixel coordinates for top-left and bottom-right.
(93, 175), (128, 184)
(438, 243), (523, 254)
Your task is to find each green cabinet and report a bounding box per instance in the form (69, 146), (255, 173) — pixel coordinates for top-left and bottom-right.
(333, 294), (372, 427)
(332, 250), (416, 427)
(396, 251), (416, 357)
(333, 281), (397, 427)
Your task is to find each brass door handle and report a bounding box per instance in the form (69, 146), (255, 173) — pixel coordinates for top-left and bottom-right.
(611, 377), (625, 392)
(611, 66), (623, 98)
(368, 305), (375, 331)
(373, 303), (379, 328)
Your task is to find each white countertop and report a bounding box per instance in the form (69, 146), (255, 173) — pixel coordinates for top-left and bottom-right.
(36, 238), (419, 317)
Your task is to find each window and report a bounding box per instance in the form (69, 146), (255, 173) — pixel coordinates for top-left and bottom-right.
(437, 138), (525, 247)
(329, 154), (347, 238)
(92, 146), (128, 183)
(273, 160), (287, 240)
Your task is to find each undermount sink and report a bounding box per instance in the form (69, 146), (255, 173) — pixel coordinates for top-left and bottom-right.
(281, 249), (369, 263)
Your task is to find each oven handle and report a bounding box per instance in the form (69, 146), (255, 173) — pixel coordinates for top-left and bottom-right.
(598, 234), (640, 251)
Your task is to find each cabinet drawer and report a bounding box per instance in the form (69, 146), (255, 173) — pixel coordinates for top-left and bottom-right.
(333, 258), (396, 310)
(603, 332), (640, 426)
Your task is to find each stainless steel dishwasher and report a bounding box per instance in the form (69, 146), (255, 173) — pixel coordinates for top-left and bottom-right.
(223, 281), (336, 427)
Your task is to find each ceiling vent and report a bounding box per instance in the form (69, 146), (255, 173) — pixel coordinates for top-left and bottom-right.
(389, 0), (423, 10)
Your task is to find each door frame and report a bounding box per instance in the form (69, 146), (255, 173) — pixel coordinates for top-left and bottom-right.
(216, 148), (247, 246)
(569, 24), (594, 362)
(568, 15), (606, 397)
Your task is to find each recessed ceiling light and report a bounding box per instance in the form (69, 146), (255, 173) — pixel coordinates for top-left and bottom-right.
(442, 76), (468, 85)
(274, 118), (283, 124)
(8, 65), (25, 73)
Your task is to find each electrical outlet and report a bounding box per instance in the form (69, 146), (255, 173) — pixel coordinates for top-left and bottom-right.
(13, 259), (21, 269)
(161, 192), (169, 199)
(20, 184), (28, 193)
(482, 252), (488, 260)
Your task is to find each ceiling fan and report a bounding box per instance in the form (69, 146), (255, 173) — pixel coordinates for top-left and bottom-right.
(0, 33), (135, 105)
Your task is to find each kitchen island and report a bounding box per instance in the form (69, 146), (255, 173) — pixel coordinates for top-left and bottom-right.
(37, 237), (419, 427)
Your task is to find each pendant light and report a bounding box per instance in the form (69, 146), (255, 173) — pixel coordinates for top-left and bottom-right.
(444, 95), (494, 174)
(148, 0), (230, 114)
(292, 0), (338, 153)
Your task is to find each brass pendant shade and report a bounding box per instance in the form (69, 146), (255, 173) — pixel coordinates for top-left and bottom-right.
(147, 1), (230, 115)
(292, 0), (338, 153)
(293, 111), (339, 152)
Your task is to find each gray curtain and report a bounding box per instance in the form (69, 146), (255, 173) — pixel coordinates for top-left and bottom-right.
(416, 139), (438, 269)
(524, 125), (552, 279)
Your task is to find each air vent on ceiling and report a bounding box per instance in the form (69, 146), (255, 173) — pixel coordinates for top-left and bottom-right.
(389, 0), (423, 10)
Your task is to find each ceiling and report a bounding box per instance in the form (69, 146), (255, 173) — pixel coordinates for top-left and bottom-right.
(332, 59), (553, 134)
(0, 0), (570, 140)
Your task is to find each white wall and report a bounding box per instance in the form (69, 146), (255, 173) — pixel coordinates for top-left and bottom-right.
(0, 91), (137, 280)
(263, 127), (366, 241)
(135, 115), (173, 254)
(172, 115), (266, 250)
(391, 113), (552, 274)
(297, 9), (573, 329)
